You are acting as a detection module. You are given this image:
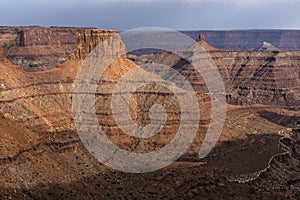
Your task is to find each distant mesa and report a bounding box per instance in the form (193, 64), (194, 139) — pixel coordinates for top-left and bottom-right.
(182, 30), (300, 51)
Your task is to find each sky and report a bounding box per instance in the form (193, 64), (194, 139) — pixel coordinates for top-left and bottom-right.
(1, 0), (300, 30)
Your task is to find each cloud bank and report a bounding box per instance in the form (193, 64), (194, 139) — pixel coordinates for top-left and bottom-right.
(1, 0), (300, 30)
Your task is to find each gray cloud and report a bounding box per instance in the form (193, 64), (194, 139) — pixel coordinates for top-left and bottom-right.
(0, 0), (300, 30)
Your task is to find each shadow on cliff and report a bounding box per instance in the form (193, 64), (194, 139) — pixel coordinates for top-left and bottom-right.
(200, 133), (285, 176)
(258, 110), (300, 128)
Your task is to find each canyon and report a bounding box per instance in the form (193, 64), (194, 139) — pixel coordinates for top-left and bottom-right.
(129, 34), (300, 109)
(0, 26), (299, 199)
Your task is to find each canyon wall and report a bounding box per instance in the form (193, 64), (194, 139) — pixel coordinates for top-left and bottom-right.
(0, 26), (111, 71)
(0, 27), (299, 155)
(212, 50), (300, 109)
(0, 28), (211, 155)
(2, 28), (300, 72)
(131, 47), (300, 109)
(0, 28), (121, 134)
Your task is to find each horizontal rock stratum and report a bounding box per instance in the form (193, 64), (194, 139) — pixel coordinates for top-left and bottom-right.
(0, 26), (116, 71)
(0, 26), (299, 141)
(0, 26), (299, 199)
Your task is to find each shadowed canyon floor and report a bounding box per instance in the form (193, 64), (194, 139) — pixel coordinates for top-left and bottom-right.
(0, 27), (299, 199)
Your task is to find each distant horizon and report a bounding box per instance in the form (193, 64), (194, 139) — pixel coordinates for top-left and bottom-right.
(1, 25), (300, 32)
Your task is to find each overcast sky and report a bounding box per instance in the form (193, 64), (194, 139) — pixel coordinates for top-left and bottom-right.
(1, 0), (300, 30)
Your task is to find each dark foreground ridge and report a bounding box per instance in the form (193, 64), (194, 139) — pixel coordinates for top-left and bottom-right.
(0, 130), (299, 200)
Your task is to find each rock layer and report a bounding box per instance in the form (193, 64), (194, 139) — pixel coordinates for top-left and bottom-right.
(0, 27), (299, 199)
(0, 27), (299, 152)
(130, 47), (300, 109)
(213, 50), (300, 108)
(0, 26), (117, 71)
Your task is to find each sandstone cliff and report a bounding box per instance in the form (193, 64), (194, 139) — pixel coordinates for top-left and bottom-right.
(0, 26), (115, 71)
(3, 28), (300, 72)
(0, 27), (299, 199)
(0, 28), (298, 146)
(0, 27), (122, 133)
(70, 29), (117, 60)
(213, 50), (300, 108)
(130, 40), (300, 109)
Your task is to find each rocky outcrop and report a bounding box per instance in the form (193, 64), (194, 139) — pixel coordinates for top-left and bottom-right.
(0, 46), (3, 61)
(196, 34), (217, 51)
(70, 29), (117, 60)
(0, 26), (116, 71)
(0, 27), (121, 134)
